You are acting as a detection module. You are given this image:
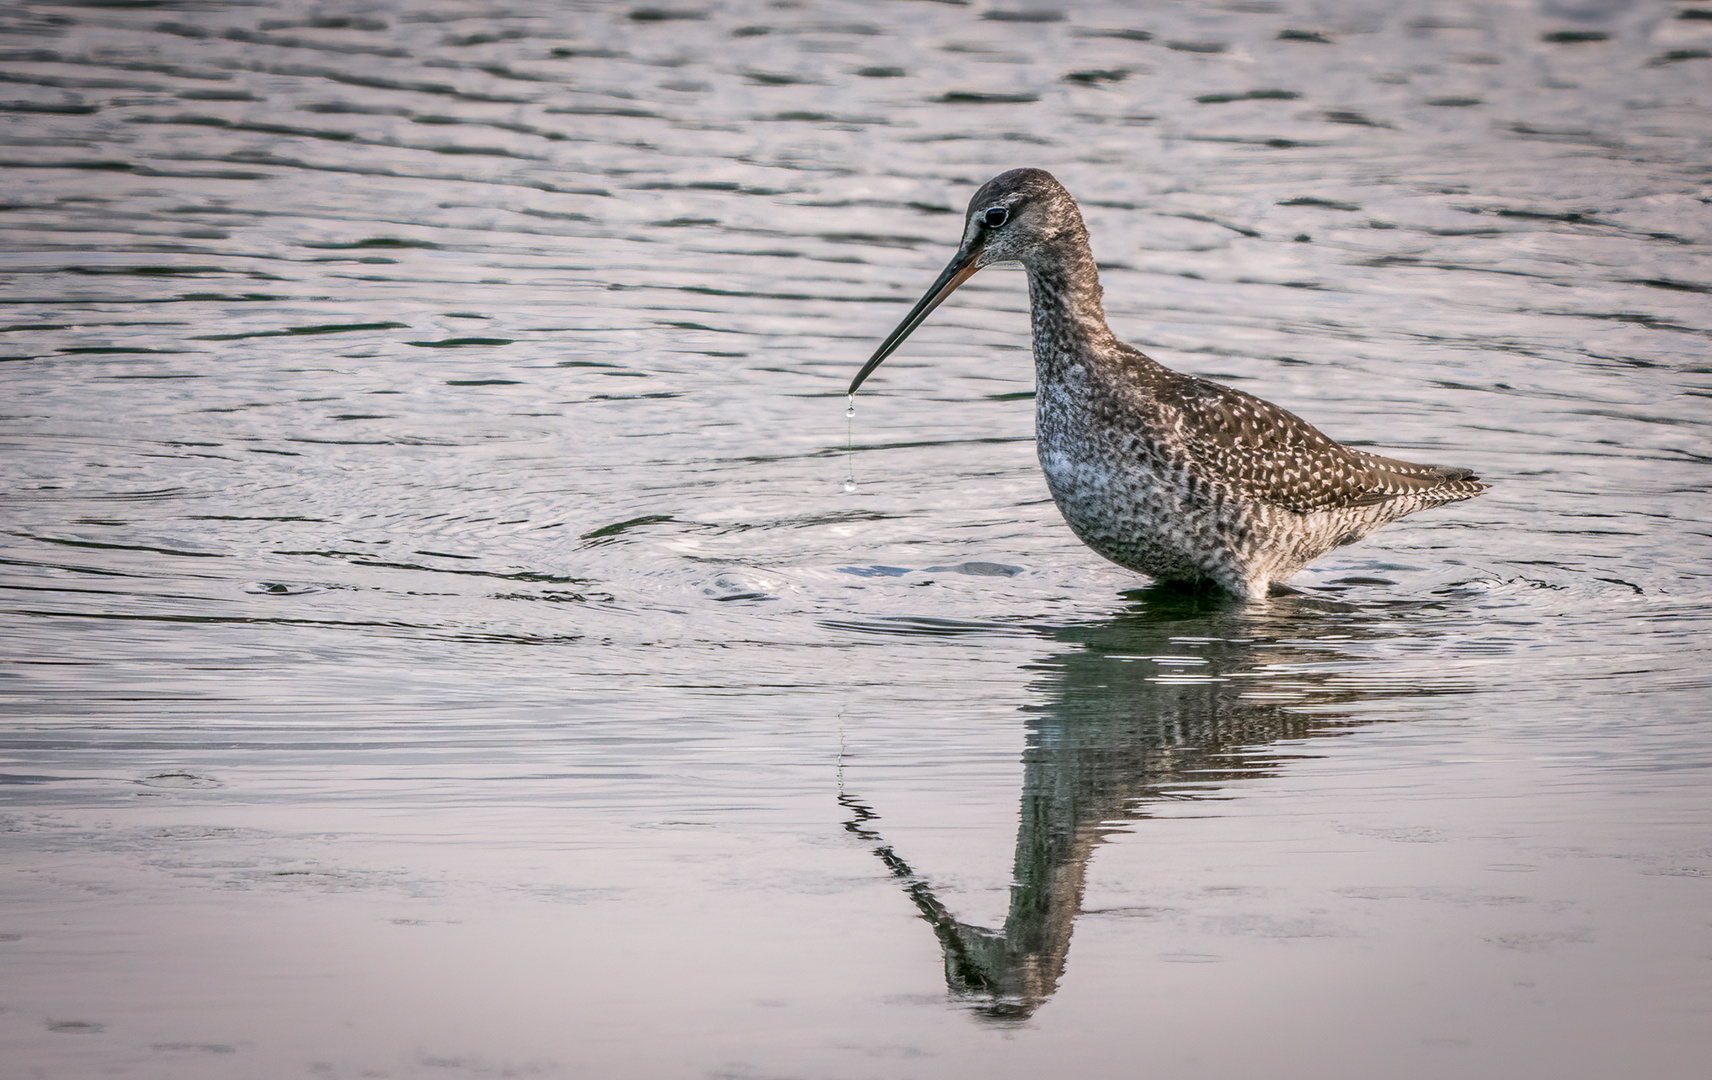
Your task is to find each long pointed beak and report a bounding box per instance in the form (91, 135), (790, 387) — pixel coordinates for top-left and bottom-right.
(848, 243), (984, 395)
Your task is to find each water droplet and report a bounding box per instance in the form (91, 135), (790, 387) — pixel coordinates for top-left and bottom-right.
(843, 394), (859, 493)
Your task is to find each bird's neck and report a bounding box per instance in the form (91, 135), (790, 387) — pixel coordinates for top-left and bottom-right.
(1024, 234), (1120, 381)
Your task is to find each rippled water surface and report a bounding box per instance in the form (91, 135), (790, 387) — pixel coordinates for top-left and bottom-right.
(2, 1), (1710, 1077)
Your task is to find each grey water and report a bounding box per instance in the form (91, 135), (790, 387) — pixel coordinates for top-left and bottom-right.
(2, 1), (1709, 1077)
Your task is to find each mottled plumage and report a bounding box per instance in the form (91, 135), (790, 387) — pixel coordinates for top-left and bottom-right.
(851, 168), (1485, 600)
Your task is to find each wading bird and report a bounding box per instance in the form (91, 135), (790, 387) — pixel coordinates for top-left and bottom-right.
(850, 168), (1485, 600)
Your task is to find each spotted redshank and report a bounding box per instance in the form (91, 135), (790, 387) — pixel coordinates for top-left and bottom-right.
(850, 168), (1486, 599)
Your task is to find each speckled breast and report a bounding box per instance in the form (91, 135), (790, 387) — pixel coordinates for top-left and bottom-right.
(1034, 388), (1253, 584)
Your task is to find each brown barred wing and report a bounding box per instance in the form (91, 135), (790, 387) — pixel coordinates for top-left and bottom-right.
(1346, 449), (1488, 507)
(1161, 377), (1483, 513)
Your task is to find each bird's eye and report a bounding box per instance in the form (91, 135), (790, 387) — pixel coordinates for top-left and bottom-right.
(981, 206), (1010, 228)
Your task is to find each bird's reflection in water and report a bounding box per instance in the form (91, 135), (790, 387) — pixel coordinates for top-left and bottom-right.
(840, 585), (1464, 1021)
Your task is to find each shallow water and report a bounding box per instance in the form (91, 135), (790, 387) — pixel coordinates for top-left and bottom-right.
(2, 0), (1710, 1077)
